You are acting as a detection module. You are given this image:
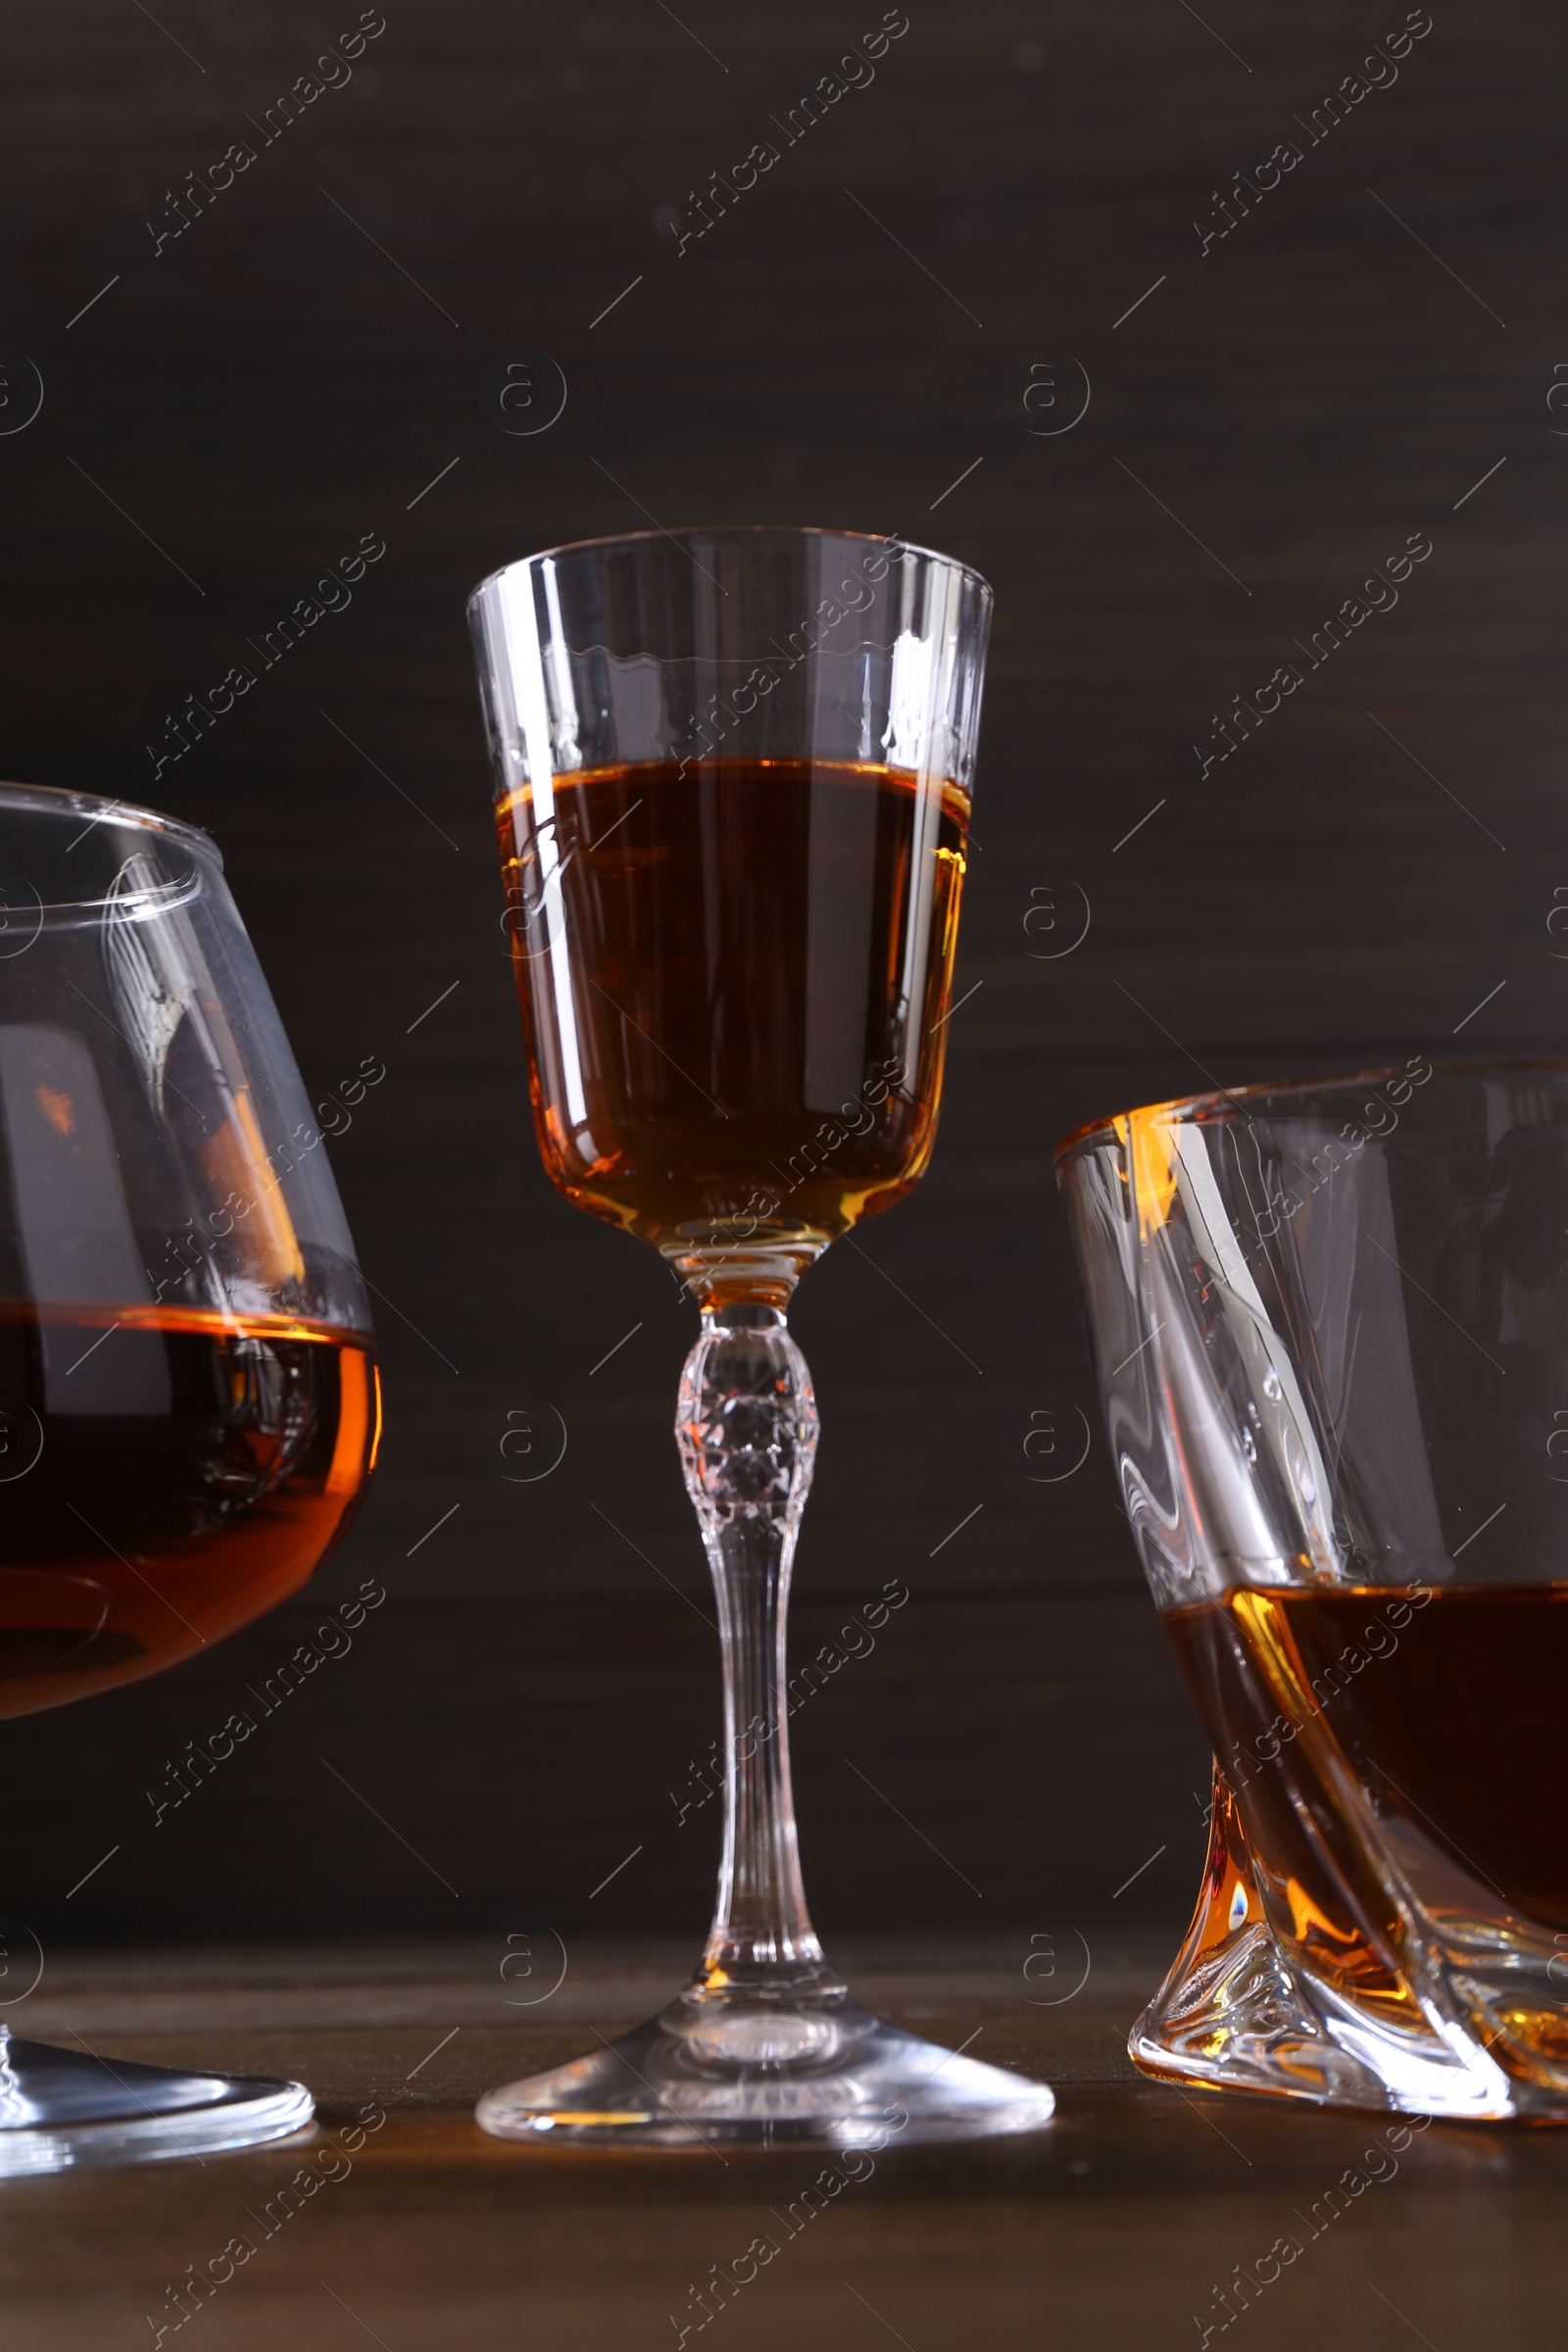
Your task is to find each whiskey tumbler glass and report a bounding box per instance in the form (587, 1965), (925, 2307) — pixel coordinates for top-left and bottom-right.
(1059, 1060), (1568, 2120)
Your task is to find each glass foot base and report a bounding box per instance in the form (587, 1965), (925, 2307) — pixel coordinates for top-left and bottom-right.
(0, 2034), (314, 2174)
(476, 1990), (1055, 2149)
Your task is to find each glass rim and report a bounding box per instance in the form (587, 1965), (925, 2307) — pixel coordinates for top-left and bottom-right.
(0, 779), (219, 854)
(0, 780), (220, 915)
(466, 523), (994, 612)
(1053, 1057), (1568, 1164)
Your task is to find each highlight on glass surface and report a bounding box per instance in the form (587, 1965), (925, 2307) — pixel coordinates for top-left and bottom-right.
(1058, 1060), (1568, 2121)
(0, 783), (378, 2171)
(469, 525), (1055, 2145)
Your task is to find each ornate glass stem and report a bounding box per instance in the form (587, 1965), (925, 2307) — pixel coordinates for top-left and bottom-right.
(675, 1301), (844, 2002)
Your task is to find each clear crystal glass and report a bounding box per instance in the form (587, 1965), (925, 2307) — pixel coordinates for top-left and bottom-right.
(468, 526), (1054, 2146)
(0, 783), (377, 2170)
(1059, 1062), (1568, 2120)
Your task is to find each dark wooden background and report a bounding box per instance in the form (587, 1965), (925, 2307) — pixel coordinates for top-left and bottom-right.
(0, 0), (1557, 1950)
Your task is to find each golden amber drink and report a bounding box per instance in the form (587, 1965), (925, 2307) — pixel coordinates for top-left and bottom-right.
(0, 1303), (377, 1715)
(499, 756), (969, 1288)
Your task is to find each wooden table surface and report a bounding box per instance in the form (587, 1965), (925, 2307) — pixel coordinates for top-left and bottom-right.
(8, 1936), (1561, 2348)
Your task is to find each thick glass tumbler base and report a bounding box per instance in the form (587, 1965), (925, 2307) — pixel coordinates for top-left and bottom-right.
(0, 2032), (313, 2174)
(476, 1986), (1055, 2149)
(1133, 1769), (1563, 2121)
(1131, 1927), (1568, 2122)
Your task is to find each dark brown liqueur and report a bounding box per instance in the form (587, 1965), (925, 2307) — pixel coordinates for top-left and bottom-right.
(497, 760), (968, 1271)
(0, 1304), (377, 1718)
(1165, 1586), (1568, 2015)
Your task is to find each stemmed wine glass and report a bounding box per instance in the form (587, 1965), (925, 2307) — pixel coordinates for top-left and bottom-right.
(468, 526), (1054, 2146)
(0, 783), (378, 2171)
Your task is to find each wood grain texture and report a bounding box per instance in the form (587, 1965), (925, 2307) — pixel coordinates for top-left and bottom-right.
(0, 0), (1557, 1953)
(4, 1936), (1563, 2349)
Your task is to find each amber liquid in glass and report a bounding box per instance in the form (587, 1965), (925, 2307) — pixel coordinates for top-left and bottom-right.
(498, 760), (968, 1267)
(0, 1303), (377, 1717)
(1166, 1584), (1568, 2013)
